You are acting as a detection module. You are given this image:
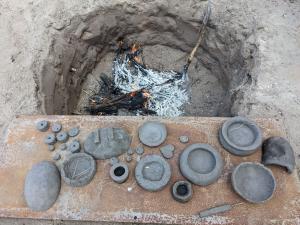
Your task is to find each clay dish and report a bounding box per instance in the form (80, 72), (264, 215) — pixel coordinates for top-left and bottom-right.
(61, 153), (96, 187)
(231, 162), (276, 203)
(219, 116), (262, 156)
(179, 143), (223, 186)
(135, 154), (171, 191)
(109, 162), (129, 184)
(138, 121), (167, 147)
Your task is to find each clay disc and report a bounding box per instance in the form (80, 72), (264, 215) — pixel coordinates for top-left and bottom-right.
(61, 153), (96, 187)
(179, 143), (223, 186)
(138, 121), (167, 147)
(219, 116), (262, 156)
(135, 154), (171, 191)
(231, 162), (276, 203)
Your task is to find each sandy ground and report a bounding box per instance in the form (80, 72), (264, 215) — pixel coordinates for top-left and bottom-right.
(0, 0), (299, 224)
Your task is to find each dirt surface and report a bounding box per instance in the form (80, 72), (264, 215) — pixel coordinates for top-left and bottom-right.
(0, 0), (300, 224)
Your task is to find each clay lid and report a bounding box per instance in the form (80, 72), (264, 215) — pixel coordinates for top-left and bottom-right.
(135, 154), (171, 191)
(179, 143), (223, 186)
(231, 162), (276, 203)
(219, 116), (262, 156)
(138, 121), (167, 147)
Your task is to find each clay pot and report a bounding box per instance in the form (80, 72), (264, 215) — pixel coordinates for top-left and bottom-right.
(138, 121), (167, 147)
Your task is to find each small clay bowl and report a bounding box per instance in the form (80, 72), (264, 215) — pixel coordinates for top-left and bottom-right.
(110, 162), (129, 184)
(138, 121), (167, 147)
(172, 180), (193, 203)
(135, 154), (171, 191)
(179, 144), (223, 186)
(231, 162), (276, 203)
(219, 116), (262, 156)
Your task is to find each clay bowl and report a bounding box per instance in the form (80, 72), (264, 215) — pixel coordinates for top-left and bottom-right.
(231, 162), (276, 203)
(219, 116), (262, 156)
(179, 143), (223, 186)
(138, 121), (167, 147)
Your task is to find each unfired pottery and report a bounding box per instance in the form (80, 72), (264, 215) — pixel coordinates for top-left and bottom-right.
(61, 153), (96, 187)
(24, 161), (61, 211)
(68, 140), (81, 153)
(231, 162), (276, 203)
(262, 136), (295, 173)
(36, 120), (49, 132)
(138, 121), (167, 147)
(219, 116), (262, 156)
(179, 136), (189, 143)
(172, 180), (193, 203)
(51, 122), (62, 133)
(84, 127), (131, 160)
(68, 127), (80, 137)
(109, 162), (129, 184)
(135, 154), (171, 191)
(136, 146), (144, 155)
(179, 143), (223, 186)
(56, 131), (69, 143)
(44, 133), (56, 145)
(160, 144), (175, 159)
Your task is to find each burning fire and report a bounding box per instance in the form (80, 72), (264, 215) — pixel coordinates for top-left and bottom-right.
(130, 42), (142, 64)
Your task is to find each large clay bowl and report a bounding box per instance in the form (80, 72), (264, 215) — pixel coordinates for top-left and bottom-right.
(231, 162), (276, 203)
(179, 143), (223, 186)
(219, 116), (262, 156)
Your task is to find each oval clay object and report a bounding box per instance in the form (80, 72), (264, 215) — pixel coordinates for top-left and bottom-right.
(219, 116), (262, 156)
(109, 162), (129, 184)
(179, 144), (223, 186)
(84, 127), (131, 160)
(61, 153), (96, 187)
(135, 154), (171, 191)
(44, 134), (56, 145)
(68, 140), (81, 153)
(51, 123), (62, 133)
(56, 131), (69, 143)
(172, 180), (193, 203)
(68, 127), (80, 137)
(36, 120), (49, 132)
(138, 121), (167, 147)
(262, 136), (295, 173)
(24, 161), (61, 211)
(231, 162), (276, 203)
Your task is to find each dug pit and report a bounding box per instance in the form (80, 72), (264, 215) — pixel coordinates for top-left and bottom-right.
(40, 3), (257, 116)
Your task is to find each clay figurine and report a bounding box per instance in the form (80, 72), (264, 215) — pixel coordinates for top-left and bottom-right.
(68, 140), (81, 153)
(36, 120), (49, 132)
(44, 133), (56, 145)
(51, 122), (62, 133)
(172, 180), (193, 203)
(24, 161), (61, 211)
(262, 136), (295, 173)
(179, 143), (223, 186)
(68, 127), (80, 137)
(109, 162), (129, 184)
(56, 131), (69, 143)
(138, 121), (167, 147)
(231, 162), (276, 203)
(136, 146), (144, 155)
(84, 127), (131, 160)
(219, 116), (262, 156)
(160, 144), (175, 159)
(135, 154), (171, 191)
(179, 136), (189, 143)
(61, 153), (96, 187)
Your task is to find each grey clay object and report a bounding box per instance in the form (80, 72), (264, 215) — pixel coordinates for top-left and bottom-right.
(68, 127), (80, 137)
(48, 145), (55, 151)
(172, 180), (193, 203)
(127, 148), (134, 155)
(136, 146), (144, 155)
(53, 153), (61, 161)
(179, 136), (189, 143)
(61, 153), (96, 187)
(84, 127), (131, 160)
(160, 144), (175, 159)
(219, 116), (262, 156)
(51, 123), (62, 133)
(138, 121), (167, 147)
(262, 136), (295, 173)
(231, 162), (276, 203)
(179, 143), (223, 186)
(110, 157), (119, 165)
(44, 134), (56, 145)
(126, 155), (132, 162)
(135, 154), (171, 191)
(56, 131), (69, 143)
(110, 162), (129, 184)
(60, 143), (67, 151)
(24, 161), (61, 211)
(68, 140), (81, 153)
(36, 120), (49, 132)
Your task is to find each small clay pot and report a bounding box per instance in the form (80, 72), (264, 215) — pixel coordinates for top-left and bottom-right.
(51, 123), (62, 133)
(231, 162), (276, 203)
(179, 143), (223, 186)
(61, 153), (96, 187)
(109, 162), (129, 184)
(56, 131), (69, 143)
(172, 180), (193, 203)
(138, 121), (167, 147)
(219, 116), (262, 156)
(135, 154), (171, 191)
(36, 120), (49, 132)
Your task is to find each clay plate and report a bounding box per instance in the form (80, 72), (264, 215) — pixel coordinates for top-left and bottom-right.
(138, 121), (167, 147)
(231, 162), (276, 203)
